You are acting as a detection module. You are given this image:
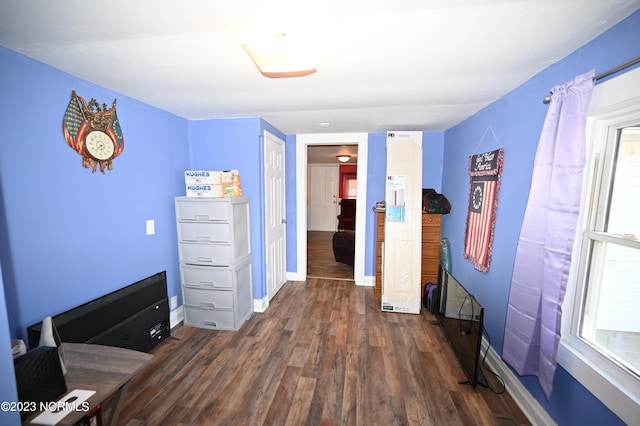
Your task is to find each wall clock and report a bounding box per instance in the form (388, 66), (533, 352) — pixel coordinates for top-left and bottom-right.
(62, 91), (124, 173)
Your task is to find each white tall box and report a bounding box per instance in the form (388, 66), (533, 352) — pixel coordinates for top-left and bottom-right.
(381, 131), (423, 314)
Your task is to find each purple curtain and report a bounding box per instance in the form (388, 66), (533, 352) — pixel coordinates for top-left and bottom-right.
(502, 70), (595, 399)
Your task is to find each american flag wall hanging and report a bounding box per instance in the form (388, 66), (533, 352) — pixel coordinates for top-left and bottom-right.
(62, 91), (124, 173)
(464, 148), (504, 273)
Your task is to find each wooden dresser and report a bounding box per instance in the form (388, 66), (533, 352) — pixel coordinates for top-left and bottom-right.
(374, 209), (442, 301)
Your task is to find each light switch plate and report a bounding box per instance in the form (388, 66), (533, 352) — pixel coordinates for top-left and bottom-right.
(146, 219), (155, 235)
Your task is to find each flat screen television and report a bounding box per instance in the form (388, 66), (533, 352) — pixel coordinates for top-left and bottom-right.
(27, 271), (170, 352)
(435, 264), (485, 388)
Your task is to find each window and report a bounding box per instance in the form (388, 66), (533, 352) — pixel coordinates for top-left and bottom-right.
(341, 171), (357, 199)
(579, 126), (640, 374)
(346, 177), (358, 198)
(560, 67), (640, 424)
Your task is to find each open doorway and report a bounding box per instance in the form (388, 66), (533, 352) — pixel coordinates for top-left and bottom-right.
(295, 133), (369, 286)
(307, 145), (357, 280)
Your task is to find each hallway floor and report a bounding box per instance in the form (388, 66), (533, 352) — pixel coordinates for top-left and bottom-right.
(307, 231), (354, 281)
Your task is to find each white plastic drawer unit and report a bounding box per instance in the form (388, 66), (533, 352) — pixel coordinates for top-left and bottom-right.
(184, 307), (236, 330)
(178, 222), (231, 243)
(176, 199), (231, 222)
(180, 242), (231, 266)
(181, 266), (233, 289)
(175, 196), (253, 331)
(183, 287), (234, 310)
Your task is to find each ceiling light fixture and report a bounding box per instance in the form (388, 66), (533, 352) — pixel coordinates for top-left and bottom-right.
(242, 32), (317, 78)
(337, 155), (351, 163)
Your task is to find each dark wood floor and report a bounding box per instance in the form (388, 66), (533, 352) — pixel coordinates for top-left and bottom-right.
(307, 231), (354, 281)
(116, 280), (530, 425)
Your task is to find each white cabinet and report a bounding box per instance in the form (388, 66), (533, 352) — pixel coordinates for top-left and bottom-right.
(175, 196), (253, 330)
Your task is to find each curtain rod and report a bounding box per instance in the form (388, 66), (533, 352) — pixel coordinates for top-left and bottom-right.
(542, 55), (640, 104)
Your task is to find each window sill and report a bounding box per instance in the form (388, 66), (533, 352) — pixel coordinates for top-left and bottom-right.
(557, 337), (639, 425)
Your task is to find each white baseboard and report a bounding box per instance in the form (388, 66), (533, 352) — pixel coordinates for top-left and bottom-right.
(170, 306), (184, 329)
(357, 275), (375, 287)
(285, 271), (375, 288)
(286, 271), (306, 282)
(481, 338), (556, 426)
(254, 296), (269, 313)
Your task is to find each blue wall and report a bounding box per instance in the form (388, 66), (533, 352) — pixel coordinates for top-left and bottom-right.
(363, 133), (387, 277)
(285, 135), (298, 273)
(0, 46), (188, 338)
(362, 131), (445, 277)
(286, 131), (445, 278)
(441, 10), (640, 425)
(0, 263), (20, 425)
(0, 46), (191, 425)
(188, 118), (285, 301)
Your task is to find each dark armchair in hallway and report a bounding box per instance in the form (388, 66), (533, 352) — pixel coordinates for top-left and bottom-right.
(337, 199), (356, 231)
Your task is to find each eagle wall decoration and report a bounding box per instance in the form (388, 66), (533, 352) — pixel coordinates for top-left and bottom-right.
(62, 91), (124, 173)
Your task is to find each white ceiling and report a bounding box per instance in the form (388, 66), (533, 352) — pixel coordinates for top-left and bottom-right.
(308, 145), (358, 164)
(1, 1), (638, 135)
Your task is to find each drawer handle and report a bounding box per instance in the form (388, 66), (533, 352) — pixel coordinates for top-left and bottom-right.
(196, 236), (213, 242)
(197, 257), (214, 263)
(200, 281), (216, 288)
(199, 302), (216, 308)
(195, 214), (212, 221)
(202, 321), (217, 327)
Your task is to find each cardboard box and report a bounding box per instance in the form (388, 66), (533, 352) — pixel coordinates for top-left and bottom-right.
(184, 171), (222, 184)
(220, 170), (240, 183)
(222, 182), (242, 196)
(221, 170), (242, 195)
(184, 170), (242, 197)
(185, 184), (224, 198)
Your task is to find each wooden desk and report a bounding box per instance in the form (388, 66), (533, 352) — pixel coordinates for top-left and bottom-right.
(23, 343), (152, 426)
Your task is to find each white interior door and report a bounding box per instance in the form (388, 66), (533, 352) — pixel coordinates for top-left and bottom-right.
(264, 131), (287, 301)
(308, 165), (338, 231)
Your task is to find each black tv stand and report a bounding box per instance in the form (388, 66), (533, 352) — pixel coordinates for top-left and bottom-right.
(458, 378), (488, 388)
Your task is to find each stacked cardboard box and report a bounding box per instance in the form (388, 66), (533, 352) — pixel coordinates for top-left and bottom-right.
(220, 170), (242, 197)
(184, 170), (242, 197)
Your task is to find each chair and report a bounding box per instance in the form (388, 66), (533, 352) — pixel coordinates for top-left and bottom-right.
(332, 230), (355, 266)
(337, 199), (356, 231)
